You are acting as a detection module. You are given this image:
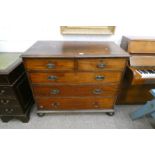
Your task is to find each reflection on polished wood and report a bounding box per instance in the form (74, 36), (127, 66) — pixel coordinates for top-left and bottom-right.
(22, 41), (129, 58)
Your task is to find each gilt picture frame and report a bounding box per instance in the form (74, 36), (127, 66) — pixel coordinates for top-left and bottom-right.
(60, 26), (115, 35)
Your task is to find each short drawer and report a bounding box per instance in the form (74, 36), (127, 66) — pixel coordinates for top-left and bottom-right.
(24, 58), (74, 71)
(33, 84), (118, 97)
(0, 98), (19, 107)
(78, 58), (126, 71)
(29, 71), (122, 84)
(0, 107), (23, 115)
(0, 86), (15, 98)
(36, 97), (115, 110)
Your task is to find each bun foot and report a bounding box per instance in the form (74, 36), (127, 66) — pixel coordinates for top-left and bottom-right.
(37, 113), (45, 117)
(106, 112), (115, 116)
(1, 116), (12, 123)
(19, 116), (30, 123)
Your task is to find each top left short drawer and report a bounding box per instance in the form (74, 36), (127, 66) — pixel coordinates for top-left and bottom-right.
(23, 58), (75, 71)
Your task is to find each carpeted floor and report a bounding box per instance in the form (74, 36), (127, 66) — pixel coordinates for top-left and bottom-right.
(0, 105), (153, 129)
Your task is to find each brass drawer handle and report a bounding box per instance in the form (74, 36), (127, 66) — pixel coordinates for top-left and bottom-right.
(0, 90), (5, 95)
(0, 99), (10, 105)
(51, 102), (60, 108)
(93, 102), (100, 108)
(50, 89), (60, 95)
(39, 105), (44, 109)
(97, 63), (106, 68)
(93, 89), (102, 95)
(95, 75), (104, 80)
(47, 63), (56, 69)
(48, 75), (57, 80)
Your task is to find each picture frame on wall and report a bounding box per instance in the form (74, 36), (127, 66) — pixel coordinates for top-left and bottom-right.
(60, 26), (116, 35)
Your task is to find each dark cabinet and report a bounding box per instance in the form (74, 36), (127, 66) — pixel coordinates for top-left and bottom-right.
(0, 52), (34, 122)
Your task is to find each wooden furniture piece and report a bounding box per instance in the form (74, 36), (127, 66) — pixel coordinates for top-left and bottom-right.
(22, 41), (129, 116)
(60, 26), (116, 35)
(118, 36), (155, 104)
(0, 52), (34, 122)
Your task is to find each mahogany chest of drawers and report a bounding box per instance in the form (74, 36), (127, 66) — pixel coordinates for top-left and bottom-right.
(22, 41), (129, 116)
(0, 52), (34, 122)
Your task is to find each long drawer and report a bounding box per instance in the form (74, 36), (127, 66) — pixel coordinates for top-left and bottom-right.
(29, 71), (122, 84)
(78, 58), (126, 71)
(24, 58), (74, 71)
(33, 84), (118, 97)
(36, 97), (115, 110)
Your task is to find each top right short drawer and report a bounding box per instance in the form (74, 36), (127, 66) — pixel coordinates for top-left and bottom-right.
(78, 58), (126, 71)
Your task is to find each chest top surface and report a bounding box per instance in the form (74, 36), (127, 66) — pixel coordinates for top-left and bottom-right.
(0, 52), (22, 74)
(22, 41), (129, 58)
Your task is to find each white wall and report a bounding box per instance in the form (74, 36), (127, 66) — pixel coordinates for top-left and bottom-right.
(0, 0), (155, 52)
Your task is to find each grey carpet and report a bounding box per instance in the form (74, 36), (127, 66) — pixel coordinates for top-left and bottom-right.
(0, 105), (153, 129)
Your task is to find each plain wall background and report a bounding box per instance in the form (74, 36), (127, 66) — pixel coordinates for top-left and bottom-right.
(0, 0), (155, 52)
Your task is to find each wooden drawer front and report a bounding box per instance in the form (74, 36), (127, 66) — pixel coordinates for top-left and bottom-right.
(33, 85), (118, 97)
(36, 97), (115, 110)
(0, 107), (23, 115)
(78, 58), (126, 71)
(24, 58), (74, 71)
(0, 98), (19, 107)
(0, 86), (15, 98)
(29, 71), (122, 84)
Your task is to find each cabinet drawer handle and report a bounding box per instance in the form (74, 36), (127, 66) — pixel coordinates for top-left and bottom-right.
(93, 102), (100, 108)
(0, 90), (5, 95)
(97, 63), (106, 68)
(95, 75), (104, 80)
(39, 105), (44, 109)
(48, 75), (57, 80)
(50, 89), (60, 95)
(0, 99), (10, 105)
(93, 89), (102, 95)
(47, 63), (56, 69)
(5, 108), (14, 113)
(51, 102), (60, 108)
